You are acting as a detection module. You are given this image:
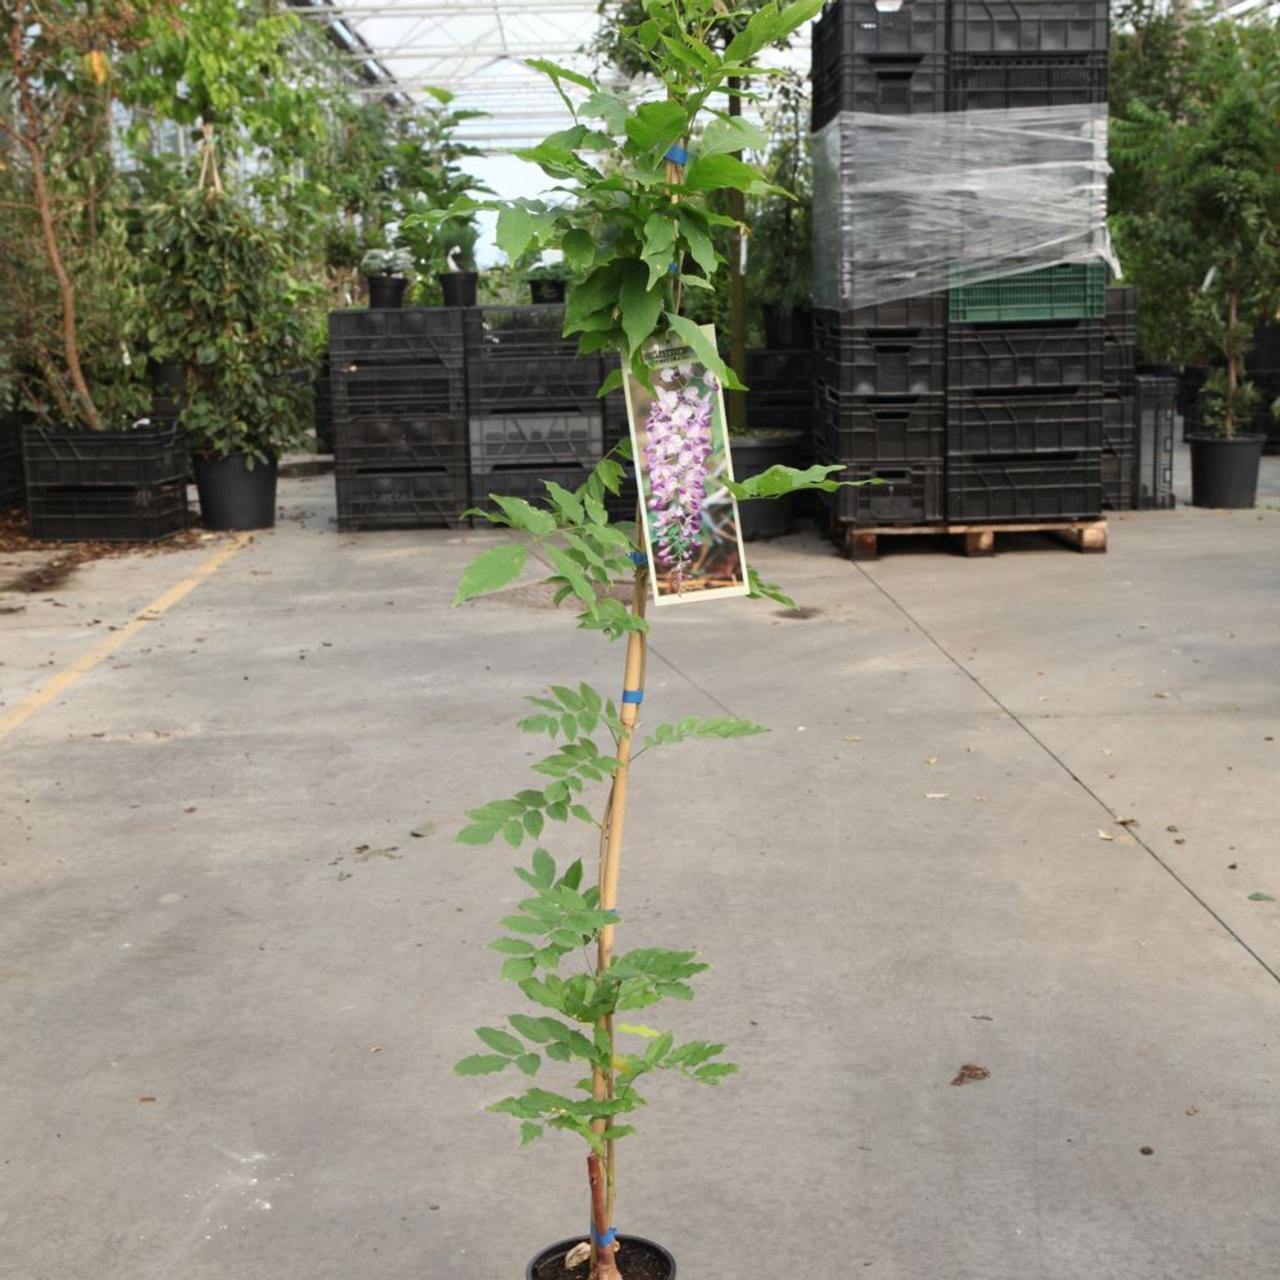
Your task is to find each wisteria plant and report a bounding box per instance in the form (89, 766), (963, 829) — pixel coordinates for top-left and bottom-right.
(431, 2), (857, 1275)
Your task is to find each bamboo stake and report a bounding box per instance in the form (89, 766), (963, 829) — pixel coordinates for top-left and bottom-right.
(589, 548), (648, 1280)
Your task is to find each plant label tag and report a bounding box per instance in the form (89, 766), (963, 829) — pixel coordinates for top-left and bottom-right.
(623, 325), (750, 606)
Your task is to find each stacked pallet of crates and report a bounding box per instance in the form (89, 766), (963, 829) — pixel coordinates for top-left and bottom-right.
(329, 309), (468, 530)
(811, 0), (1112, 533)
(0, 403), (24, 514)
(465, 306), (603, 511)
(810, 0), (949, 528)
(1244, 325), (1280, 453)
(943, 0), (1109, 523)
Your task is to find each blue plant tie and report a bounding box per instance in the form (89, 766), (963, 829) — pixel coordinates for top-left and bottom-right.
(604, 909), (620, 921)
(621, 689), (644, 704)
(665, 145), (689, 166)
(593, 1225), (619, 1248)
(668, 261), (679, 274)
(630, 550), (647, 567)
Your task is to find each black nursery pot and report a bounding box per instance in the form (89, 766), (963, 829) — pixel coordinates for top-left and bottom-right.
(193, 452), (278, 530)
(1189, 434), (1265, 509)
(529, 278), (568, 305)
(367, 275), (408, 309)
(438, 271), (479, 308)
(732, 430), (806, 541)
(526, 1235), (676, 1280)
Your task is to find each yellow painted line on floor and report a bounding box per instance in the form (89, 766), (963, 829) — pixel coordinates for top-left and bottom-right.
(0, 532), (254, 744)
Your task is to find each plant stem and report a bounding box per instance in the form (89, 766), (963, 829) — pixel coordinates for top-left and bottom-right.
(588, 1152), (622, 1280)
(726, 76), (747, 432)
(588, 545), (648, 1277)
(1225, 285), (1238, 439)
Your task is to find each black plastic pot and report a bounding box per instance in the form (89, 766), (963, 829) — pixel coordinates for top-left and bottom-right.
(529, 278), (568, 305)
(367, 275), (408, 309)
(1189, 433), (1265, 509)
(439, 271), (479, 308)
(731, 430), (805, 541)
(762, 304), (812, 350)
(526, 1235), (675, 1280)
(193, 452), (278, 530)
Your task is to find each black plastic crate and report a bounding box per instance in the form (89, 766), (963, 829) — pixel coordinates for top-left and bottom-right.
(947, 52), (1108, 110)
(465, 307), (602, 413)
(1103, 394), (1136, 451)
(819, 454), (944, 524)
(817, 385), (946, 460)
(818, 323), (946, 398)
(947, 320), (1103, 391)
(0, 450), (24, 511)
(464, 306), (578, 361)
(332, 362), (466, 419)
(334, 414), (468, 468)
(22, 423), (186, 490)
(1101, 444), (1136, 511)
(1246, 324), (1280, 375)
(314, 362), (334, 453)
(813, 52), (947, 130)
(745, 401), (816, 434)
(328, 308), (465, 368)
(812, 0), (948, 61)
(335, 466), (470, 531)
(470, 412), (603, 471)
(471, 465), (593, 510)
(950, 0), (1109, 53)
(1134, 374), (1175, 509)
(26, 482), (188, 542)
(947, 385), (1103, 454)
(947, 451), (1102, 519)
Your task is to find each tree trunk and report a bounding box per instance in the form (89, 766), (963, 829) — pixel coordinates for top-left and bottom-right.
(727, 78), (748, 432)
(1224, 287), (1238, 439)
(10, 12), (103, 430)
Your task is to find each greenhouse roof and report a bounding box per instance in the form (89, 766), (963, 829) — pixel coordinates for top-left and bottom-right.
(291, 0), (811, 151)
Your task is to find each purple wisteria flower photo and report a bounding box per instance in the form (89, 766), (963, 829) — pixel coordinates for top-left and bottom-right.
(623, 326), (749, 605)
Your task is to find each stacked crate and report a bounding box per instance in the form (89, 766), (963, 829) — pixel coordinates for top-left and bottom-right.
(0, 408), (24, 512)
(1100, 284), (1137, 509)
(1133, 373), (1176, 509)
(329, 309), (467, 530)
(22, 424), (187, 540)
(465, 306), (603, 509)
(1245, 326), (1280, 453)
(745, 348), (815, 435)
(811, 0), (1112, 530)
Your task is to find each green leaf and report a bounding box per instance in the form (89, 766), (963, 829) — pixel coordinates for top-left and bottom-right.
(664, 313), (742, 391)
(490, 937), (536, 956)
(677, 209), (717, 277)
(544, 481), (585, 525)
(526, 58), (595, 91)
(699, 116), (768, 158)
(579, 89), (628, 135)
(476, 1026), (525, 1056)
(1248, 892), (1275, 901)
(562, 227), (595, 272)
(456, 1054), (510, 1076)
(747, 567), (797, 611)
(625, 99), (688, 153)
(726, 463), (848, 500)
(684, 153), (771, 195)
(515, 1053), (541, 1076)
(455, 544), (527, 604)
(492, 495), (557, 535)
(457, 823), (500, 845)
(502, 818), (525, 848)
(531, 847), (556, 887)
(496, 205), (540, 263)
(619, 261), (665, 357)
(500, 957), (537, 982)
(545, 546), (596, 605)
(641, 214), (678, 292)
(520, 1121), (544, 1145)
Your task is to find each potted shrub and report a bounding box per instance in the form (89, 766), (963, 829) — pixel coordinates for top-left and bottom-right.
(143, 178), (312, 531)
(526, 260), (573, 306)
(437, 219), (481, 307)
(1113, 25), (1280, 507)
(3, 0), (188, 540)
(360, 248), (413, 309)
(413, 2), (843, 1274)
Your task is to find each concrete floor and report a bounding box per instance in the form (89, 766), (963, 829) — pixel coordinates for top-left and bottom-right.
(1, 447), (1278, 1280)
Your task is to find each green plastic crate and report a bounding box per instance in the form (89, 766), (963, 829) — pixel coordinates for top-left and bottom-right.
(948, 263), (1107, 324)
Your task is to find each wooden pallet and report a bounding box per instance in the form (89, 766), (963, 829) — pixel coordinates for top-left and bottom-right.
(835, 518), (1108, 561)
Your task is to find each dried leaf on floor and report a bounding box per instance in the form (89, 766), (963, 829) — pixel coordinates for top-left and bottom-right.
(950, 1064), (990, 1086)
(1098, 829), (1115, 842)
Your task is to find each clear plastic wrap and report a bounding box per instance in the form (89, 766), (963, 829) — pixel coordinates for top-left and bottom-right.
(811, 104), (1110, 310)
